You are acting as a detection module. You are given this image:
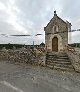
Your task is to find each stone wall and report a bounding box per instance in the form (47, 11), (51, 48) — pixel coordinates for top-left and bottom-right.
(0, 47), (46, 66)
(0, 47), (9, 60)
(66, 46), (80, 72)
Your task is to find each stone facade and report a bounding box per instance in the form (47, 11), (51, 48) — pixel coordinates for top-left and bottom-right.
(44, 11), (71, 52)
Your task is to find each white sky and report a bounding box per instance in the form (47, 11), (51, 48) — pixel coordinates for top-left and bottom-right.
(0, 0), (80, 44)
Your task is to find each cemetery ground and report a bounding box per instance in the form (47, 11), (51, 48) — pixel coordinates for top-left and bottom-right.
(0, 60), (80, 92)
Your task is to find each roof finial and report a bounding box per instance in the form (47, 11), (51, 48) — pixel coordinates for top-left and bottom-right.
(54, 11), (57, 16)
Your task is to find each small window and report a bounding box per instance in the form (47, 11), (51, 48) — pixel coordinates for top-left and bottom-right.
(54, 26), (56, 32)
(54, 26), (59, 32)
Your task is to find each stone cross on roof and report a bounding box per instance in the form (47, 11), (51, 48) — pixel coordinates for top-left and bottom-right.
(54, 11), (57, 16)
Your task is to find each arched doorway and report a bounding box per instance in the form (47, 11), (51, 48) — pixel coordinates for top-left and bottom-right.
(52, 37), (58, 51)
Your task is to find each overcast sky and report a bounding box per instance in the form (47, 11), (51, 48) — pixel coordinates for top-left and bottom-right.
(0, 0), (80, 44)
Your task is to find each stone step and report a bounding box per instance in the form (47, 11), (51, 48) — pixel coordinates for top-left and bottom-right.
(46, 64), (54, 69)
(54, 66), (74, 71)
(46, 56), (70, 61)
(54, 63), (73, 68)
(46, 54), (68, 56)
(58, 56), (69, 58)
(46, 59), (71, 63)
(54, 58), (69, 61)
(46, 56), (69, 59)
(46, 53), (67, 57)
(46, 64), (74, 71)
(46, 52), (74, 71)
(46, 59), (70, 61)
(46, 55), (68, 58)
(46, 62), (72, 66)
(46, 61), (72, 65)
(46, 56), (57, 58)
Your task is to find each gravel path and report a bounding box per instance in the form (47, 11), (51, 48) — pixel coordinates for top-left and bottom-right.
(0, 61), (80, 92)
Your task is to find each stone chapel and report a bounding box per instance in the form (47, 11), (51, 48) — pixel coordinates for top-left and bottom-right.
(44, 11), (71, 52)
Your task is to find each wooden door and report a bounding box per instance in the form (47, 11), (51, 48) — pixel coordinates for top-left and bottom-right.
(52, 37), (58, 52)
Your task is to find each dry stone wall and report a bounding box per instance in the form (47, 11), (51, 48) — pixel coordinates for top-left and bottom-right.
(66, 46), (80, 72)
(0, 47), (46, 66)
